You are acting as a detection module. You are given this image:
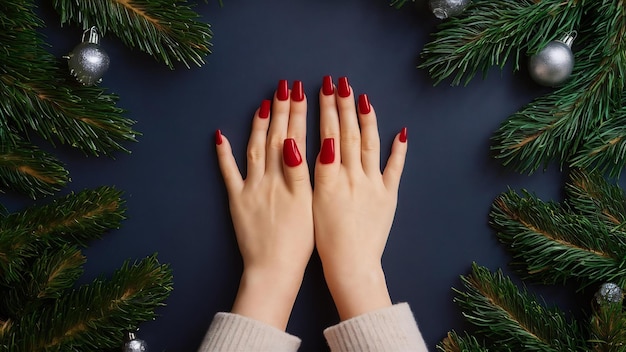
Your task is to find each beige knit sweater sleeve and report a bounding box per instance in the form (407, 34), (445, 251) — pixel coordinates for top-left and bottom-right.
(198, 303), (428, 352)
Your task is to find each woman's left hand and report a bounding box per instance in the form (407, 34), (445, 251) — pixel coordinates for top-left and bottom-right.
(215, 80), (313, 330)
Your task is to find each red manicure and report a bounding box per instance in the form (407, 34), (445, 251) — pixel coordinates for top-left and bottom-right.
(291, 80), (304, 102)
(338, 77), (350, 98)
(322, 75), (334, 96)
(399, 127), (408, 143)
(283, 138), (303, 167)
(358, 94), (371, 114)
(215, 129), (223, 145)
(277, 79), (289, 101)
(320, 138), (335, 164)
(259, 99), (271, 119)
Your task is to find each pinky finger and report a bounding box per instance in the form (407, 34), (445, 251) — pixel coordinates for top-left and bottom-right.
(215, 129), (245, 194)
(382, 127), (408, 192)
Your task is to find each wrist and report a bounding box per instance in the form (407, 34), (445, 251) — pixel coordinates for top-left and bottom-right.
(323, 265), (392, 321)
(231, 267), (304, 330)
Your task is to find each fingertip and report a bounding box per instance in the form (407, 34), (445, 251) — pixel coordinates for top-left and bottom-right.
(399, 127), (408, 143)
(322, 75), (335, 96)
(283, 138), (303, 167)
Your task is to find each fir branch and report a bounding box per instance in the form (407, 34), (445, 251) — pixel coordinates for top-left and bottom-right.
(0, 186), (125, 282)
(0, 0), (138, 159)
(490, 189), (626, 287)
(54, 0), (213, 69)
(571, 93), (626, 177)
(565, 169), (626, 230)
(1, 245), (85, 318)
(420, 0), (585, 86)
(491, 1), (626, 174)
(6, 255), (172, 351)
(437, 331), (490, 352)
(589, 299), (626, 352)
(453, 263), (583, 351)
(0, 137), (69, 199)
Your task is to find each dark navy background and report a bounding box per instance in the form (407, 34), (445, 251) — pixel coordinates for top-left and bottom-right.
(5, 0), (588, 350)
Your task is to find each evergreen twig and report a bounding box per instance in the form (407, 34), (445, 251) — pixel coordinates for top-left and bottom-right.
(452, 263), (583, 351)
(0, 186), (125, 282)
(490, 185), (626, 288)
(437, 330), (489, 352)
(5, 255), (172, 351)
(589, 298), (626, 352)
(420, 0), (585, 86)
(53, 0), (213, 69)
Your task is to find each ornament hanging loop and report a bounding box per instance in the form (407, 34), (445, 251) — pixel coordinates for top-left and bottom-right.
(559, 30), (577, 47)
(82, 26), (101, 45)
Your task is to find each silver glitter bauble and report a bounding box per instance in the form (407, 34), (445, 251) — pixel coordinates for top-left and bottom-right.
(65, 27), (110, 86)
(429, 0), (470, 19)
(123, 332), (148, 352)
(528, 31), (576, 87)
(595, 282), (623, 305)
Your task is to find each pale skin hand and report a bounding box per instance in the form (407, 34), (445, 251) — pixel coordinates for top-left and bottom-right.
(215, 81), (313, 330)
(313, 77), (408, 321)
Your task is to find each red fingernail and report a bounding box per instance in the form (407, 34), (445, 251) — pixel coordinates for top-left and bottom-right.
(259, 99), (271, 119)
(399, 127), (408, 143)
(283, 138), (302, 167)
(291, 80), (304, 102)
(338, 77), (350, 98)
(320, 138), (335, 164)
(277, 79), (289, 101)
(215, 129), (223, 145)
(322, 75), (334, 96)
(358, 94), (371, 114)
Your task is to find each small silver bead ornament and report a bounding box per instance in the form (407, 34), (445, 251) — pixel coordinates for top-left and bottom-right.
(122, 332), (148, 352)
(595, 282), (623, 305)
(429, 0), (471, 19)
(65, 26), (110, 86)
(528, 31), (577, 87)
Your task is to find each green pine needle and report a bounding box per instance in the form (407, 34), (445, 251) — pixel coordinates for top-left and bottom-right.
(437, 330), (490, 352)
(453, 263), (583, 351)
(54, 0), (213, 69)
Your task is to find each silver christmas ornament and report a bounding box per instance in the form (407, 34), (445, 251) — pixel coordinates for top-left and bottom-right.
(429, 0), (470, 19)
(123, 332), (148, 352)
(65, 27), (110, 86)
(595, 282), (623, 305)
(528, 31), (577, 87)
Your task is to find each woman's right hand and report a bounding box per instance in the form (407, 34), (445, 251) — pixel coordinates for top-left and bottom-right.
(312, 76), (408, 321)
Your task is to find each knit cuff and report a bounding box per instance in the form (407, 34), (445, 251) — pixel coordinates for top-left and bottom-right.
(323, 303), (428, 352)
(198, 312), (301, 352)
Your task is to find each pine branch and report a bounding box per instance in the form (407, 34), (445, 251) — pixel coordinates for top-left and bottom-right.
(54, 0), (213, 69)
(589, 299), (626, 352)
(437, 331), (490, 352)
(452, 263), (583, 351)
(0, 137), (69, 199)
(564, 169), (626, 230)
(490, 187), (626, 288)
(0, 186), (125, 282)
(571, 93), (626, 177)
(5, 255), (172, 351)
(1, 245), (85, 318)
(490, 1), (626, 174)
(0, 1), (138, 158)
(419, 0), (585, 86)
